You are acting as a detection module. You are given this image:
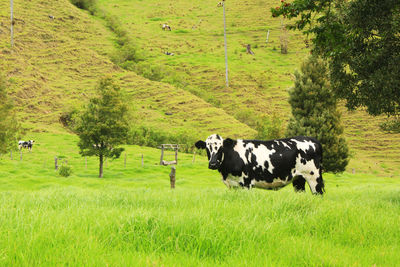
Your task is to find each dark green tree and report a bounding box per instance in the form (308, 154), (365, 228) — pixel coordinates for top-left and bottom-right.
(272, 0), (400, 117)
(287, 56), (349, 173)
(0, 75), (19, 155)
(75, 76), (129, 178)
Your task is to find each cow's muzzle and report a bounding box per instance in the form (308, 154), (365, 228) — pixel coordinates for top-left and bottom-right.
(208, 162), (220, 170)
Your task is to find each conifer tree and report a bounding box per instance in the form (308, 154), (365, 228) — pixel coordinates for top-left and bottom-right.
(75, 76), (129, 178)
(0, 75), (19, 155)
(287, 56), (349, 173)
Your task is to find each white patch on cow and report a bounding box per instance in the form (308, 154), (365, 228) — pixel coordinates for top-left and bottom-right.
(291, 139), (316, 152)
(253, 178), (289, 189)
(281, 142), (291, 149)
(234, 140), (276, 174)
(294, 155), (319, 181)
(206, 134), (223, 162)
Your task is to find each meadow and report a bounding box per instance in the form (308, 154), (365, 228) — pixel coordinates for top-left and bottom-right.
(0, 133), (399, 266)
(1, 0), (400, 265)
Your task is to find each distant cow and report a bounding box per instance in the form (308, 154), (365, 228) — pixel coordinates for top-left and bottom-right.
(162, 23), (171, 31)
(18, 140), (35, 151)
(195, 134), (324, 194)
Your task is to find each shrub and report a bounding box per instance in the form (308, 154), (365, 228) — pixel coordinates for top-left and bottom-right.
(380, 118), (400, 133)
(59, 165), (72, 177)
(128, 126), (198, 153)
(69, 0), (97, 15)
(59, 109), (78, 129)
(255, 115), (284, 140)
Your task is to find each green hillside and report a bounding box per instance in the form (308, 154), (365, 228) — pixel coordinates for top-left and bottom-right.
(0, 0), (255, 139)
(0, 0), (399, 175)
(96, 0), (400, 175)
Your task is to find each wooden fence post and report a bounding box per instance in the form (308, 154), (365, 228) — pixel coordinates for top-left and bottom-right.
(160, 146), (164, 165)
(141, 154), (144, 167)
(124, 152), (127, 168)
(55, 157), (58, 170)
(170, 166), (176, 189)
(10, 151), (12, 160)
(192, 151), (196, 163)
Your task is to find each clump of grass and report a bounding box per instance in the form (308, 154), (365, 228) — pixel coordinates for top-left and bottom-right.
(58, 165), (72, 177)
(149, 17), (164, 21)
(174, 29), (189, 34)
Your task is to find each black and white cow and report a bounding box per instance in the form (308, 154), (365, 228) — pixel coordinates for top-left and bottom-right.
(195, 134), (325, 194)
(18, 140), (35, 151)
(162, 23), (171, 31)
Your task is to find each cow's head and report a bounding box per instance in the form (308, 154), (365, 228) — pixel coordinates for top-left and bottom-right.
(195, 134), (225, 170)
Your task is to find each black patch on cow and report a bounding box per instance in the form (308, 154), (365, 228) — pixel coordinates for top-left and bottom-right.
(223, 138), (235, 149)
(315, 176), (325, 194)
(310, 171), (314, 175)
(195, 140), (206, 149)
(293, 176), (306, 192)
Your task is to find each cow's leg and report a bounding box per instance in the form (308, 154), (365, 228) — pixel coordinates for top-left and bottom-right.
(292, 175), (306, 192)
(241, 175), (253, 189)
(303, 170), (324, 195)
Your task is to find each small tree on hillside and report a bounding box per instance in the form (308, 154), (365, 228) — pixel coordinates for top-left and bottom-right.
(0, 75), (19, 154)
(75, 76), (129, 178)
(287, 56), (349, 173)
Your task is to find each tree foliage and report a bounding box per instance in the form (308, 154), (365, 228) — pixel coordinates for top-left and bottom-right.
(0, 76), (19, 154)
(75, 76), (129, 177)
(287, 56), (349, 173)
(272, 0), (400, 116)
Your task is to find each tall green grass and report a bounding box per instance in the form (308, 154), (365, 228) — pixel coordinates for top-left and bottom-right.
(0, 133), (399, 266)
(1, 185), (399, 266)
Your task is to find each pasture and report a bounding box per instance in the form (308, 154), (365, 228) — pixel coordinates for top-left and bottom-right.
(0, 133), (399, 266)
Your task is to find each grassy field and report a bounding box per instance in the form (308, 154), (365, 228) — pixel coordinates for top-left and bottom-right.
(1, 0), (399, 175)
(1, 2), (400, 264)
(0, 133), (400, 266)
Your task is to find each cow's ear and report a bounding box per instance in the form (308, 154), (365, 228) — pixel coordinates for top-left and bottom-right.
(195, 140), (206, 149)
(223, 138), (234, 149)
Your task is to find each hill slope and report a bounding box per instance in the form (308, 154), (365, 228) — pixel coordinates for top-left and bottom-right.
(96, 0), (400, 175)
(0, 0), (255, 138)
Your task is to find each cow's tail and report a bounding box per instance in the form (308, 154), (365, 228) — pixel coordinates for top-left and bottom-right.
(316, 140), (325, 193)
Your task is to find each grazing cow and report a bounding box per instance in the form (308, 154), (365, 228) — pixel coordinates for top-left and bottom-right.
(162, 23), (171, 31)
(195, 134), (324, 194)
(18, 140), (35, 151)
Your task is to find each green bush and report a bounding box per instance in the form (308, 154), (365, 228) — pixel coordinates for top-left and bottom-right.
(59, 165), (72, 177)
(380, 119), (400, 133)
(128, 126), (197, 153)
(69, 0), (97, 15)
(134, 62), (165, 82)
(255, 115), (284, 140)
